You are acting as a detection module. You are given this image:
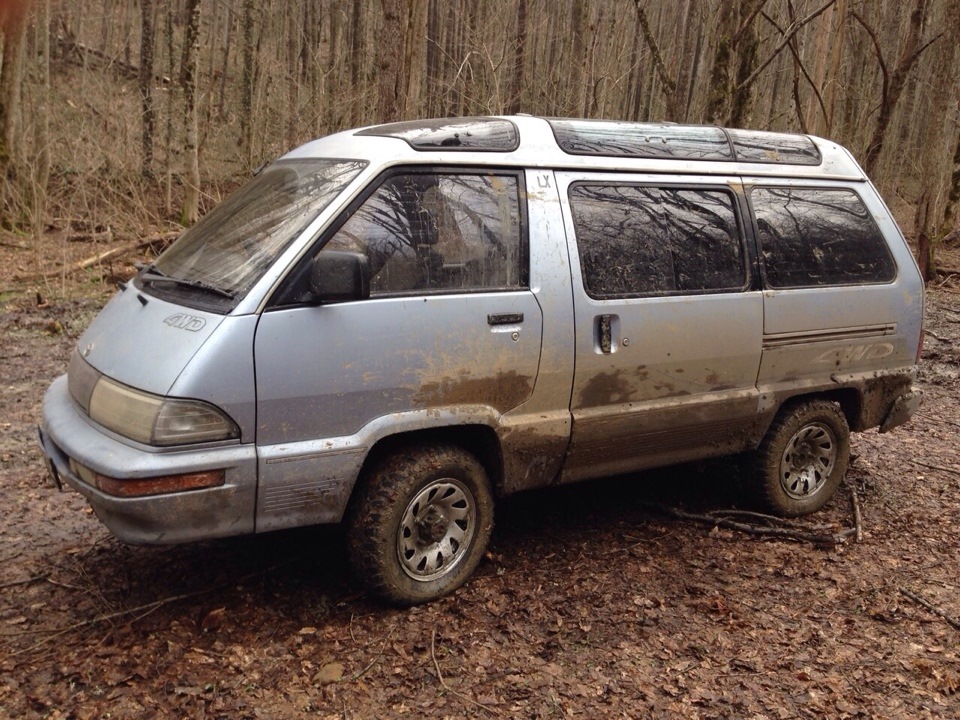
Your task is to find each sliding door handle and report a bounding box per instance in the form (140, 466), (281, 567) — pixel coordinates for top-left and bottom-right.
(598, 314), (612, 354)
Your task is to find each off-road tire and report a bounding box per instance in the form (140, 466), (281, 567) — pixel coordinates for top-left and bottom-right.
(753, 399), (850, 517)
(347, 444), (494, 606)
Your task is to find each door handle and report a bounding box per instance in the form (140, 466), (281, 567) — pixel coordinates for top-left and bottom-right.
(598, 315), (612, 354)
(487, 312), (523, 326)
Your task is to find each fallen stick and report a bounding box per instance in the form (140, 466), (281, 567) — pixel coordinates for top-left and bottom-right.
(430, 629), (502, 716)
(698, 508), (836, 532)
(647, 504), (854, 548)
(9, 584), (222, 656)
(900, 588), (960, 631)
(924, 329), (951, 343)
(347, 623), (397, 683)
(915, 412), (960, 429)
(0, 573), (50, 591)
(908, 459), (960, 477)
(850, 486), (863, 542)
(20, 231), (179, 281)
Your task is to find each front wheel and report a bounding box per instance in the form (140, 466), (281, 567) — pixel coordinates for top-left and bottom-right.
(753, 400), (850, 517)
(347, 444), (494, 606)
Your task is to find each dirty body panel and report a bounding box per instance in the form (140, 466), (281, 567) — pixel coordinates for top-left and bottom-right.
(556, 172), (764, 482)
(253, 166), (543, 532)
(748, 178), (923, 432)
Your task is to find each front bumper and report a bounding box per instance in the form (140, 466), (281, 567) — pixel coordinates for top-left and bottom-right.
(38, 375), (257, 545)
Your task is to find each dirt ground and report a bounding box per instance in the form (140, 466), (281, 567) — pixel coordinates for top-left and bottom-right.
(1, 237), (959, 719)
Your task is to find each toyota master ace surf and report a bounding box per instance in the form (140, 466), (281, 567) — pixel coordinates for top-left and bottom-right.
(39, 117), (923, 604)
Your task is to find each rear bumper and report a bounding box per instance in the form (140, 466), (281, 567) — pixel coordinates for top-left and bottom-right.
(38, 375), (257, 545)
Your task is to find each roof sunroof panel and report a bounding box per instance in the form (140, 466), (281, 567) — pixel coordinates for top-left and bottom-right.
(549, 119), (734, 161)
(356, 117), (519, 151)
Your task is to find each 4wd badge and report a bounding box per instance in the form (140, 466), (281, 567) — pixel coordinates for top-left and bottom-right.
(163, 313), (206, 332)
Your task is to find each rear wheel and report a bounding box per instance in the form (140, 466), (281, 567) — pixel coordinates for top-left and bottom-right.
(753, 400), (850, 517)
(347, 444), (494, 606)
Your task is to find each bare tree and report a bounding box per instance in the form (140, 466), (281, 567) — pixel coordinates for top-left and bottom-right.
(854, 0), (940, 174)
(181, 0), (201, 225)
(240, 0), (256, 165)
(378, 0), (405, 122)
(139, 0), (156, 178)
(508, 0), (528, 114)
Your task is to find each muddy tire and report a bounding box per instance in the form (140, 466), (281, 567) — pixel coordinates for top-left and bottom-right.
(347, 444), (494, 606)
(753, 400), (850, 517)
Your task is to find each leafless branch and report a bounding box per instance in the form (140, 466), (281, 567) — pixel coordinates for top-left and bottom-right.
(347, 623), (397, 683)
(908, 458), (960, 477)
(430, 628), (503, 716)
(900, 587), (960, 631)
(0, 573), (50, 591)
(849, 10), (889, 112)
(761, 10), (829, 130)
(734, 0), (772, 44)
(736, 0), (838, 93)
(647, 504), (855, 548)
(9, 585), (224, 657)
(850, 485), (863, 542)
(632, 0), (678, 117)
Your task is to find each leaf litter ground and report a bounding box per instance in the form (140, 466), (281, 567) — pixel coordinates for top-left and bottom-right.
(1, 243), (959, 719)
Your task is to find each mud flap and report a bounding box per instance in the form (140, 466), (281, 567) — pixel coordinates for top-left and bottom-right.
(879, 391), (922, 433)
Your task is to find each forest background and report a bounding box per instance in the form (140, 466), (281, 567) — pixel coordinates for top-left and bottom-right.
(0, 0), (959, 283)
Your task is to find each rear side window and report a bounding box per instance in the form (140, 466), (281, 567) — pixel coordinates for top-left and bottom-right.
(324, 172), (525, 294)
(569, 184), (746, 298)
(751, 187), (897, 287)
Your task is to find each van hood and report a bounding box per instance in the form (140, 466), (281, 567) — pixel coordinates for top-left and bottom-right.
(75, 287), (225, 396)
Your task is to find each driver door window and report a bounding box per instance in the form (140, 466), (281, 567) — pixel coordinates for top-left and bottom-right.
(323, 172), (526, 294)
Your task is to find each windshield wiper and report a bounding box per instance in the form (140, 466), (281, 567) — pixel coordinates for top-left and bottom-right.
(139, 268), (235, 299)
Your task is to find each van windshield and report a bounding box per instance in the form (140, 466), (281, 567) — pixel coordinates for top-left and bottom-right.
(145, 159), (366, 312)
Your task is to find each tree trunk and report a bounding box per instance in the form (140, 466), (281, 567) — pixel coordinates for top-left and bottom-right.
(0, 3), (27, 228)
(862, 0), (931, 175)
(240, 0), (256, 165)
(402, 0), (428, 118)
(425, 0), (442, 116)
(181, 0), (201, 226)
(507, 0), (527, 114)
(705, 2), (735, 124)
(915, 0), (960, 278)
(139, 0), (155, 178)
(34, 0), (51, 236)
(728, 4), (761, 128)
(377, 0), (405, 122)
(349, 0), (365, 126)
(570, 0), (589, 116)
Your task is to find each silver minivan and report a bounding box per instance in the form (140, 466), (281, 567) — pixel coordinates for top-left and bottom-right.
(39, 117), (923, 604)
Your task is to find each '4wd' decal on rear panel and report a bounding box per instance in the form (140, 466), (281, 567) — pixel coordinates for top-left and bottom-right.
(812, 343), (894, 365)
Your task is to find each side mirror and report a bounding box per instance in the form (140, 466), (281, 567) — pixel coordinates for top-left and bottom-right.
(309, 251), (370, 303)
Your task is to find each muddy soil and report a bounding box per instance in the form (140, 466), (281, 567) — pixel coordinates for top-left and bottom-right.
(1, 241), (959, 719)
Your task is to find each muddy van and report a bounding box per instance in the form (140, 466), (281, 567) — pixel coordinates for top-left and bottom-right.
(39, 116), (923, 604)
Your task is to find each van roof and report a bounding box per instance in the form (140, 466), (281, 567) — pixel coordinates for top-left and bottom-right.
(283, 116), (866, 181)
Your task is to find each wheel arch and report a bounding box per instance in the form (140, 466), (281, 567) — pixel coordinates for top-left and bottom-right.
(356, 425), (505, 496)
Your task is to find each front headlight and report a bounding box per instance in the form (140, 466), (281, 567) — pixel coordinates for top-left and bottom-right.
(70, 353), (239, 446)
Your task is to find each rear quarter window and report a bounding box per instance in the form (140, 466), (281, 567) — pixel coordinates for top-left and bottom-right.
(568, 184), (747, 298)
(751, 187), (897, 288)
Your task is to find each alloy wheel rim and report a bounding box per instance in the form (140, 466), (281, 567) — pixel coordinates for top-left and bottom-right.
(779, 422), (837, 500)
(398, 479), (476, 581)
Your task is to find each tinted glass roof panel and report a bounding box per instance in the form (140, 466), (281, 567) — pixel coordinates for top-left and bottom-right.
(549, 120), (733, 160)
(355, 117), (519, 151)
(728, 129), (821, 165)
